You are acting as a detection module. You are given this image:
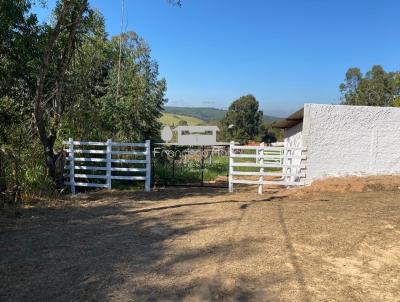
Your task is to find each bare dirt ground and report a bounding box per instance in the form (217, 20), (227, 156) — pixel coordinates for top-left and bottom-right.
(1, 184), (400, 301)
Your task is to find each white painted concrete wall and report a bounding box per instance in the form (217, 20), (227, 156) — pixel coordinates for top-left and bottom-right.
(283, 122), (303, 182)
(300, 103), (400, 182)
(284, 122), (303, 148)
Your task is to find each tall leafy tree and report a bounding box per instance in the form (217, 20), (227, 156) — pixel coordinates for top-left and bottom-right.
(59, 10), (113, 140)
(0, 0), (172, 200)
(0, 0), (43, 199)
(33, 0), (94, 186)
(97, 32), (166, 141)
(340, 65), (400, 107)
(220, 94), (263, 143)
(0, 0), (41, 142)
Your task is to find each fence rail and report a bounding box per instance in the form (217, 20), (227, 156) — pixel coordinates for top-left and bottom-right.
(63, 138), (151, 194)
(229, 141), (307, 194)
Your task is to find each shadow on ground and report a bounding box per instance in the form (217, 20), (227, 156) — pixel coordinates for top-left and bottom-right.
(0, 188), (287, 301)
(72, 186), (231, 203)
(2, 189), (399, 301)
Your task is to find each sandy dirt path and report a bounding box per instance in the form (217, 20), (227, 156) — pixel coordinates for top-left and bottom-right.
(1, 187), (400, 301)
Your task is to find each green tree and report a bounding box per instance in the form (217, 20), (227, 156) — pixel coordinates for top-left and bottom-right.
(0, 0), (43, 204)
(260, 122), (283, 144)
(59, 10), (113, 140)
(0, 0), (172, 202)
(220, 95), (263, 143)
(32, 0), (96, 186)
(97, 32), (166, 141)
(340, 65), (400, 107)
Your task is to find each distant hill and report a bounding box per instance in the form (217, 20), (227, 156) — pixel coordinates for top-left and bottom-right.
(163, 106), (281, 124)
(163, 106), (226, 121)
(159, 113), (204, 126)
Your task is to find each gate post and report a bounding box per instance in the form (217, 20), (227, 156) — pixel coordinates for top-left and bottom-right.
(258, 142), (264, 194)
(145, 140), (151, 192)
(69, 138), (76, 194)
(106, 139), (112, 189)
(229, 141), (234, 192)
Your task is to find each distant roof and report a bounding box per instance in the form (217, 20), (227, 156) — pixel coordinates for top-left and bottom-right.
(272, 108), (304, 129)
(173, 125), (220, 132)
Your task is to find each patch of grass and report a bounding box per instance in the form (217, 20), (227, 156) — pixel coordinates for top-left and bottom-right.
(153, 156), (229, 184)
(153, 153), (284, 185)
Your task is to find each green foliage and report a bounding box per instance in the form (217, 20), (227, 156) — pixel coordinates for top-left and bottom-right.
(0, 0), (41, 101)
(0, 4), (40, 207)
(177, 119), (188, 126)
(219, 95), (263, 143)
(0, 0), (167, 206)
(58, 29), (166, 142)
(261, 122), (283, 143)
(340, 65), (400, 107)
(96, 32), (166, 141)
(153, 155), (228, 185)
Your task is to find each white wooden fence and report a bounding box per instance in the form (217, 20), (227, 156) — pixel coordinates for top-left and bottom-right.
(63, 139), (151, 194)
(229, 141), (307, 194)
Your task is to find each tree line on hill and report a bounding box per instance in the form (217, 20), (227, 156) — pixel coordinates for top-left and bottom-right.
(162, 101), (283, 143)
(163, 106), (281, 124)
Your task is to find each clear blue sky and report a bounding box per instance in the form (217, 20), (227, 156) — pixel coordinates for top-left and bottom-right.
(34, 0), (400, 117)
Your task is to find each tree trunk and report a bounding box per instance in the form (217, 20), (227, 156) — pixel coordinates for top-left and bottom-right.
(44, 145), (56, 182)
(33, 2), (71, 186)
(0, 149), (6, 194)
(33, 1), (87, 188)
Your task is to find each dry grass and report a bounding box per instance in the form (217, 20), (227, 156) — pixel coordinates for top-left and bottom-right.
(1, 184), (400, 301)
(289, 175), (400, 195)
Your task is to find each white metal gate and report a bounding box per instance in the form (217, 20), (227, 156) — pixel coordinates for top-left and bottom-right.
(63, 139), (151, 194)
(228, 142), (307, 194)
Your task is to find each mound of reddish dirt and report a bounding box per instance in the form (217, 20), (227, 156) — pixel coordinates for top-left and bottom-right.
(290, 175), (400, 194)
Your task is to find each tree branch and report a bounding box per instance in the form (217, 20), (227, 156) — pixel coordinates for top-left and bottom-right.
(34, 1), (73, 147)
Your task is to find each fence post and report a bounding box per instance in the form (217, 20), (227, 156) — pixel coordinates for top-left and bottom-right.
(69, 138), (76, 194)
(106, 139), (112, 189)
(258, 142), (264, 194)
(145, 140), (151, 192)
(229, 141), (234, 192)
